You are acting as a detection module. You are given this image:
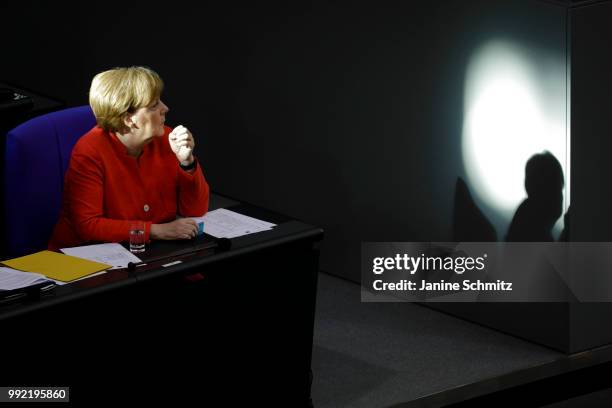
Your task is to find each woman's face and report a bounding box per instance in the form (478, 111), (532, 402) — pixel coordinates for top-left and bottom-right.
(129, 98), (169, 144)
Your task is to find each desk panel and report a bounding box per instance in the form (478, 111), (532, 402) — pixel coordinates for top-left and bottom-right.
(1, 196), (323, 405)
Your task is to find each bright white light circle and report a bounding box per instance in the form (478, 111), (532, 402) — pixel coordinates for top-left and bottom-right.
(462, 40), (567, 226)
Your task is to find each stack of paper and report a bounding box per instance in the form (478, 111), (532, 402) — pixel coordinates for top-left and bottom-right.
(0, 267), (53, 291)
(192, 208), (276, 239)
(61, 243), (142, 269)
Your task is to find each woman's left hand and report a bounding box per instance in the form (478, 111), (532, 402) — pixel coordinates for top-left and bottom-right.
(169, 125), (195, 165)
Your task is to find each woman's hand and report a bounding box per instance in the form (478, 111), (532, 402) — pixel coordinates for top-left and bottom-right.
(150, 218), (199, 240)
(169, 125), (195, 165)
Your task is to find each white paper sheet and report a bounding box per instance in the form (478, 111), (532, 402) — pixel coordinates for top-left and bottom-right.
(0, 267), (52, 290)
(61, 243), (142, 269)
(192, 208), (276, 239)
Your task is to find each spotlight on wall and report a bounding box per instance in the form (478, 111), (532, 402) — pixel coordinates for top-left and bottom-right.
(462, 39), (567, 233)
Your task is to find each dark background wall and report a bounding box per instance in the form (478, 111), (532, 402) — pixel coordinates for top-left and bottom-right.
(568, 0), (612, 352)
(1, 0), (566, 282)
(571, 0), (612, 242)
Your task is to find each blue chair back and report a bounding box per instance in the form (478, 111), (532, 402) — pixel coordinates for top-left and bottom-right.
(4, 106), (96, 256)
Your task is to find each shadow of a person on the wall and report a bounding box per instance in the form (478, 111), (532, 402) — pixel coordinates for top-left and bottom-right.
(453, 176), (497, 242)
(506, 151), (564, 242)
(559, 205), (570, 242)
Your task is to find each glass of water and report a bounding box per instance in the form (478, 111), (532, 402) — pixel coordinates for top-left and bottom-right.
(129, 221), (146, 253)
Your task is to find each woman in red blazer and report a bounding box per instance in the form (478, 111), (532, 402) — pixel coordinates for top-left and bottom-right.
(49, 66), (209, 250)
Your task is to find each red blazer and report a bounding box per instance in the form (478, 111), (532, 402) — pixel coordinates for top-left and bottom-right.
(48, 126), (209, 250)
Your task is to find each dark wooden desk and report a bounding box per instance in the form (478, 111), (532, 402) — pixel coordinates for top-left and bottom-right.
(0, 194), (323, 406)
(0, 82), (65, 131)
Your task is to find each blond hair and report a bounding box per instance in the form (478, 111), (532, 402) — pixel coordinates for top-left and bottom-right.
(89, 66), (164, 132)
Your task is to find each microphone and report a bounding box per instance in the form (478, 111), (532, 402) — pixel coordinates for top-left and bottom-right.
(127, 237), (232, 272)
(213, 237), (232, 251)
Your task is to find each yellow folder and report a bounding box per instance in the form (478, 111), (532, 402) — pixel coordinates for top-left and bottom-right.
(1, 250), (112, 282)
